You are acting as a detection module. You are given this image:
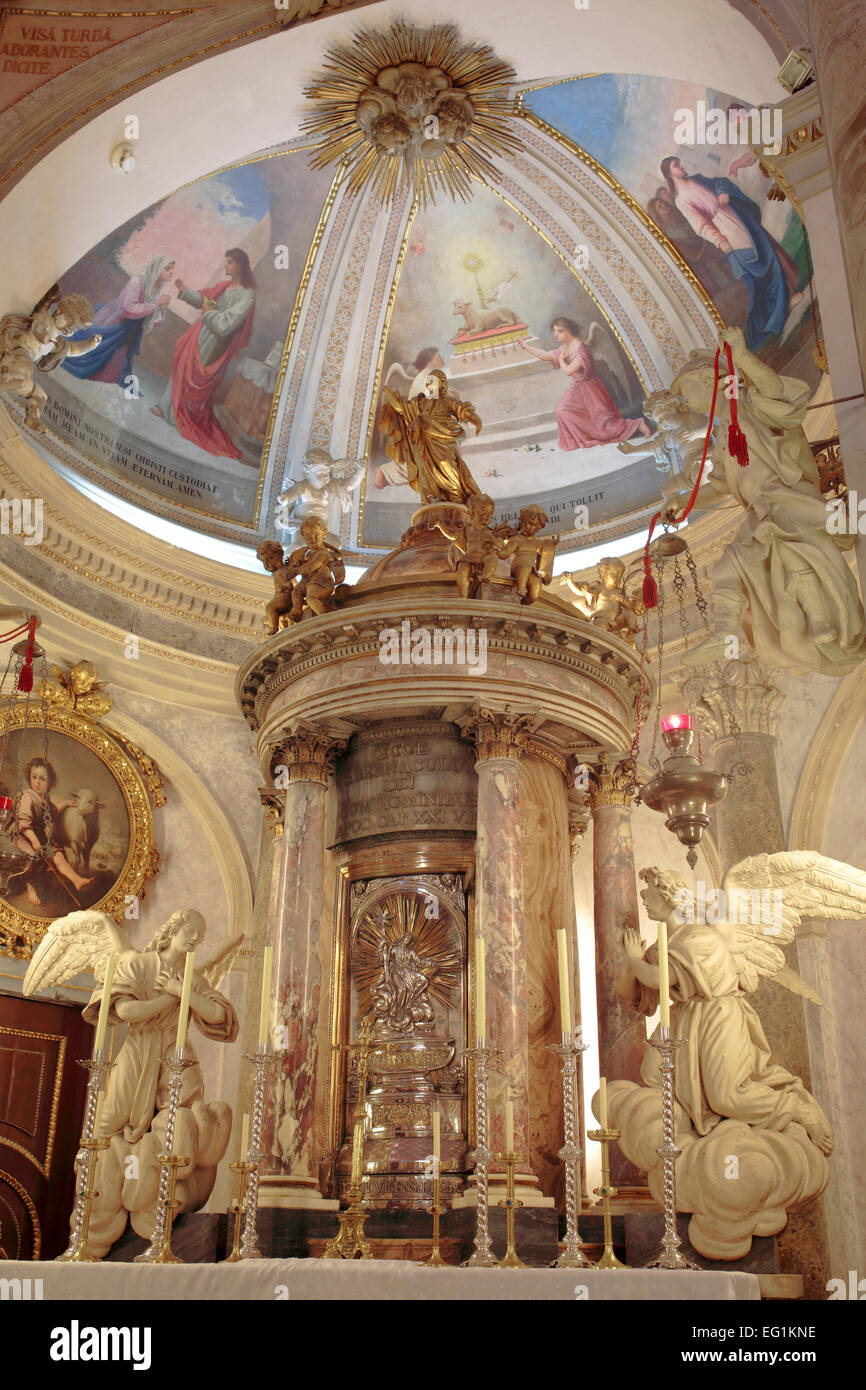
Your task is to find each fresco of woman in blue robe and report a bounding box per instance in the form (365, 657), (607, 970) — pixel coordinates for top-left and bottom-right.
(660, 157), (802, 349)
(61, 252), (176, 387)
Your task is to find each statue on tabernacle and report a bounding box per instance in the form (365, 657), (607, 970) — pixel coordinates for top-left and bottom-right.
(23, 907), (242, 1259)
(378, 368), (483, 505)
(276, 446), (366, 545)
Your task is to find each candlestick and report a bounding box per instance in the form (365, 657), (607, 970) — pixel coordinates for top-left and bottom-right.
(495, 1150), (526, 1269)
(324, 1017), (374, 1260)
(238, 1043), (281, 1260)
(647, 1024), (697, 1269)
(432, 1104), (440, 1161)
(258, 945), (273, 1049)
(175, 951), (195, 1053)
(557, 928), (573, 1035)
(93, 955), (116, 1054)
(134, 1050), (194, 1264)
(475, 936), (486, 1041)
(657, 923), (671, 1029)
(424, 1165), (447, 1268)
(461, 1040), (501, 1267)
(224, 1161), (257, 1263)
(547, 1030), (592, 1268)
(587, 1123), (627, 1269)
(240, 1111), (250, 1159)
(56, 1052), (113, 1262)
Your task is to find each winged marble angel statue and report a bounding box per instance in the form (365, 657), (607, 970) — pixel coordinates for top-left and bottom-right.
(24, 907), (241, 1258)
(608, 851), (866, 1259)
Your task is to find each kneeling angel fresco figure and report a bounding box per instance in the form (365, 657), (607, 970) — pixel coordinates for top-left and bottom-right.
(609, 853), (866, 1260)
(24, 907), (241, 1258)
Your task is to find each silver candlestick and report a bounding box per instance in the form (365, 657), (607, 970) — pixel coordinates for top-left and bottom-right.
(647, 1024), (697, 1270)
(57, 1050), (114, 1262)
(135, 1048), (195, 1264)
(238, 1044), (280, 1260)
(547, 1030), (592, 1268)
(461, 1040), (501, 1268)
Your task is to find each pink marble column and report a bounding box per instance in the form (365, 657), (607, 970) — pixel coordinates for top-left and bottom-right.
(461, 709), (547, 1201)
(259, 729), (344, 1209)
(589, 754), (648, 1194)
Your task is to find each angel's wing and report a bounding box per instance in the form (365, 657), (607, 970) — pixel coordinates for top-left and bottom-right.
(328, 456), (367, 491)
(723, 851), (866, 937)
(199, 933), (245, 990)
(23, 910), (134, 997)
(717, 921), (825, 1004)
(586, 321), (630, 402)
(383, 361), (415, 395)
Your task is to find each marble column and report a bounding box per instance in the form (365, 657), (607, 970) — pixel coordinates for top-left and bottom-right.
(808, 0), (866, 392)
(258, 728), (344, 1209)
(683, 654), (831, 1297)
(458, 708), (550, 1204)
(588, 754), (648, 1193)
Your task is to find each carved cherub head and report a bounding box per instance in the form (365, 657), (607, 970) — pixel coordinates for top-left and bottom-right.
(68, 660), (100, 695)
(300, 516), (328, 547)
(643, 389), (690, 432)
(518, 503), (548, 536)
(257, 540), (286, 573)
(466, 493), (496, 526)
(371, 113), (413, 155)
(303, 447), (333, 490)
(434, 95), (473, 143)
(50, 293), (94, 336)
(597, 557), (626, 588)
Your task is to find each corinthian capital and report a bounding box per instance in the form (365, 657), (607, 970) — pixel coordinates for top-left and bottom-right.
(679, 650), (784, 739)
(588, 753), (634, 809)
(270, 727), (346, 785)
(458, 706), (535, 762)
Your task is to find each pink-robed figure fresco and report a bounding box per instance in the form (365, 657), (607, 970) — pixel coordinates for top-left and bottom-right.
(518, 317), (650, 449)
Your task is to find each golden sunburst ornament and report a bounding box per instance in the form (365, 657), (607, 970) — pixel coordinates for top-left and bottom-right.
(302, 20), (520, 205)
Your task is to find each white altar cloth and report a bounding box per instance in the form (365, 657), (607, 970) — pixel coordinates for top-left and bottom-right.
(1, 1260), (760, 1301)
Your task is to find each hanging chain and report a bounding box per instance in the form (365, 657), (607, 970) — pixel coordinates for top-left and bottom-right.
(647, 553), (666, 773)
(685, 545), (711, 635)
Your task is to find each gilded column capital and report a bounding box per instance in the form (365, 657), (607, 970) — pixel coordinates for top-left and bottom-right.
(679, 650), (785, 739)
(568, 804), (591, 858)
(458, 706), (535, 762)
(270, 728), (347, 785)
(588, 753), (634, 809)
(258, 786), (287, 839)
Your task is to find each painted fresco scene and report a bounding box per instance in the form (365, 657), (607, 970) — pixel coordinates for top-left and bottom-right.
(363, 182), (655, 548)
(39, 152), (333, 527)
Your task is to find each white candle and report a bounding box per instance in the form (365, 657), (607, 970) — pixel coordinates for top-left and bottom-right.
(657, 922), (671, 1029)
(258, 945), (274, 1049)
(93, 954), (116, 1054)
(240, 1112), (250, 1159)
(556, 928), (573, 1035)
(432, 1105), (440, 1161)
(599, 1076), (608, 1130)
(175, 950), (195, 1053)
(475, 936), (486, 1041)
(505, 1093), (514, 1153)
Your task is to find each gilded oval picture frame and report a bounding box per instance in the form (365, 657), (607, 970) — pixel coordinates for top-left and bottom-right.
(0, 703), (158, 956)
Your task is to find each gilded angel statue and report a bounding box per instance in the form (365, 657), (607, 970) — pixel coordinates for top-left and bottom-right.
(23, 907), (241, 1258)
(378, 368), (483, 505)
(607, 852), (866, 1258)
(275, 445), (366, 544)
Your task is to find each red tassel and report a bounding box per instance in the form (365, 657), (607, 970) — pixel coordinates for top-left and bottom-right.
(642, 571), (658, 609)
(724, 341), (750, 466)
(17, 663), (33, 692)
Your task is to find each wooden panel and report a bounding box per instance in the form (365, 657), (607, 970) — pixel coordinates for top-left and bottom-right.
(0, 991), (91, 1259)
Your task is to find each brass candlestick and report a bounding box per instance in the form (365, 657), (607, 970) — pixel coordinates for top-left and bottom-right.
(238, 1043), (281, 1260)
(425, 1162), (447, 1267)
(224, 1161), (257, 1263)
(647, 1025), (697, 1270)
(57, 1050), (113, 1263)
(587, 1127), (626, 1269)
(135, 1049), (194, 1264)
(461, 1040), (502, 1267)
(495, 1152), (526, 1269)
(324, 1017), (373, 1260)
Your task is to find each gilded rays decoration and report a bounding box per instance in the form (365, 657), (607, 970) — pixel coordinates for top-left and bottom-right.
(352, 890), (462, 1031)
(301, 21), (520, 205)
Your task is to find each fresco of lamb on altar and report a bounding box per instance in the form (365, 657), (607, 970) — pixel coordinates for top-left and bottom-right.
(36, 152), (334, 528)
(362, 182), (657, 549)
(524, 75), (821, 387)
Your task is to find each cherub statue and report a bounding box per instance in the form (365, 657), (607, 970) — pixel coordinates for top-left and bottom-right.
(256, 539), (296, 635)
(670, 328), (866, 675)
(275, 445), (366, 544)
(23, 907), (242, 1258)
(286, 516), (349, 622)
(498, 503), (558, 604)
(617, 388), (716, 483)
(607, 853), (866, 1258)
(0, 285), (101, 431)
(563, 556), (644, 642)
(378, 368), (483, 505)
(431, 492), (501, 598)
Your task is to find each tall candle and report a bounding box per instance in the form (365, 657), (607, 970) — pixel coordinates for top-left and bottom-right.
(556, 928), (573, 1035)
(240, 1112), (250, 1159)
(93, 954), (117, 1053)
(432, 1105), (440, 1161)
(175, 950), (195, 1053)
(599, 1076), (608, 1130)
(258, 945), (274, 1048)
(657, 922), (671, 1028)
(505, 1093), (514, 1152)
(475, 936), (486, 1040)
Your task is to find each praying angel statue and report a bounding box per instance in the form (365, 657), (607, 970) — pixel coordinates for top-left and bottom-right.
(23, 906), (242, 1258)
